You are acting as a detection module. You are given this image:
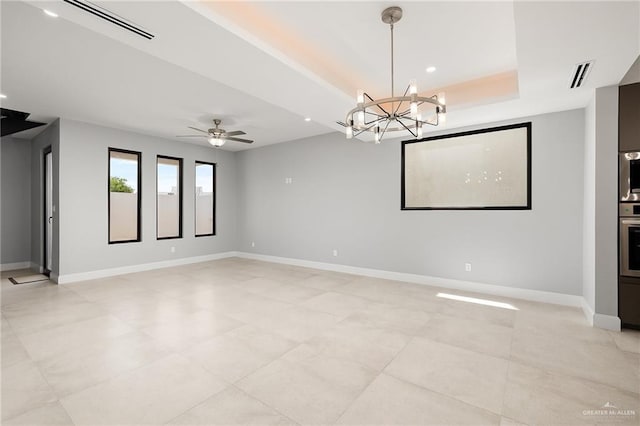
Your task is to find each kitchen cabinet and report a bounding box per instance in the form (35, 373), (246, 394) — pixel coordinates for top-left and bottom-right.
(619, 82), (640, 152)
(619, 277), (640, 328)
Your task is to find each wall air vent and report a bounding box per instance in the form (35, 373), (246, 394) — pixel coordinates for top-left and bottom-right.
(63, 0), (154, 40)
(569, 60), (594, 89)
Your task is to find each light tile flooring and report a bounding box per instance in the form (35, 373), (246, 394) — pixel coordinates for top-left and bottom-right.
(1, 258), (639, 425)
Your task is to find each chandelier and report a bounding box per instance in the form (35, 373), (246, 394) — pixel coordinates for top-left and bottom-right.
(341, 6), (446, 143)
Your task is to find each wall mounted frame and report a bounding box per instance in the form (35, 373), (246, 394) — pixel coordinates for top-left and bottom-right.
(401, 122), (532, 210)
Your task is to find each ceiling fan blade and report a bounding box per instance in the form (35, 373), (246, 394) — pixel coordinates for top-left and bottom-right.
(225, 137), (254, 144)
(176, 135), (207, 138)
(224, 130), (246, 137)
(188, 126), (208, 134)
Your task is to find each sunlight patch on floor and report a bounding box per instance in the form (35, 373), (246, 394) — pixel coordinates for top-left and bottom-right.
(436, 292), (519, 310)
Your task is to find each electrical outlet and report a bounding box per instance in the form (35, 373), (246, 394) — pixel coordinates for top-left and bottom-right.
(465, 262), (472, 272)
(332, 249), (338, 257)
(251, 241), (255, 248)
(285, 177), (293, 184)
(171, 246), (176, 253)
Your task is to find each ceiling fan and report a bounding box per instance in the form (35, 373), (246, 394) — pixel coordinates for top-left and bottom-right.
(177, 119), (253, 147)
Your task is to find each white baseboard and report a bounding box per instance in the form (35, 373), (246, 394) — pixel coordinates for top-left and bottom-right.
(57, 251), (239, 284)
(579, 298), (621, 331)
(593, 313), (621, 331)
(581, 298), (595, 326)
(236, 252), (583, 307)
(0, 261), (32, 271)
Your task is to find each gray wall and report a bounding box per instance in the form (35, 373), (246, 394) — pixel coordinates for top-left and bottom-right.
(583, 86), (619, 320)
(620, 55), (640, 85)
(593, 87), (619, 317)
(57, 119), (237, 276)
(30, 121), (61, 275)
(0, 136), (32, 265)
(237, 109), (585, 296)
(583, 97), (596, 310)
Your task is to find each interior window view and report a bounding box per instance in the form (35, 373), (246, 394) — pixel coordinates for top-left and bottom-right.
(157, 156), (183, 239)
(1, 1), (639, 426)
(108, 149), (141, 243)
(195, 161), (216, 236)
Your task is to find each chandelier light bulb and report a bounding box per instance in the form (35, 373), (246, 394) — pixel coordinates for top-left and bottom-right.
(438, 112), (446, 124)
(410, 102), (418, 119)
(356, 110), (365, 127)
(374, 126), (381, 144)
(409, 79), (418, 95)
(438, 92), (446, 105)
(346, 125), (353, 139)
(417, 123), (423, 138)
(356, 89), (364, 105)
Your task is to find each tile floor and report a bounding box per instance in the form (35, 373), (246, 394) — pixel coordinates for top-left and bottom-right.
(1, 258), (639, 425)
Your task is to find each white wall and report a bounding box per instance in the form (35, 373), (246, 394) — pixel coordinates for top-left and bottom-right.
(109, 192), (138, 242)
(0, 136), (32, 266)
(57, 119), (237, 276)
(237, 109), (585, 296)
(195, 193), (214, 235)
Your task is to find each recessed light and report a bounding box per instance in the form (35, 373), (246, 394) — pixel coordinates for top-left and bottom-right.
(0, 94), (6, 99)
(304, 117), (311, 122)
(43, 9), (59, 18)
(426, 66), (436, 73)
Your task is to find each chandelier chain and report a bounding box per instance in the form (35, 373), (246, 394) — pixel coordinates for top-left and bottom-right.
(390, 22), (394, 103)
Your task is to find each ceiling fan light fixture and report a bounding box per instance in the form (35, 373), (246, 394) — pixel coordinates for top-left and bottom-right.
(340, 6), (446, 143)
(208, 136), (225, 147)
(177, 118), (254, 146)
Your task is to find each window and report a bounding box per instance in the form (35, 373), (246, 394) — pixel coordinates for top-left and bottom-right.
(195, 161), (215, 236)
(109, 148), (141, 243)
(157, 156), (183, 239)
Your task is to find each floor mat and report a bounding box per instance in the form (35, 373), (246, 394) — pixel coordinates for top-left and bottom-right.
(8, 274), (50, 285)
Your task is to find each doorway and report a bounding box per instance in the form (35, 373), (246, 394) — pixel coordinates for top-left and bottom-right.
(43, 147), (52, 276)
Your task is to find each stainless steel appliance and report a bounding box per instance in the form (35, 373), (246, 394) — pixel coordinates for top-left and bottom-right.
(620, 152), (640, 201)
(620, 203), (640, 277)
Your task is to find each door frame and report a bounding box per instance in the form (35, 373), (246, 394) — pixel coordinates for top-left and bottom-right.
(43, 146), (52, 276)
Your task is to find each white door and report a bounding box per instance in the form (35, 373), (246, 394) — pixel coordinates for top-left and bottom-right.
(45, 150), (52, 272)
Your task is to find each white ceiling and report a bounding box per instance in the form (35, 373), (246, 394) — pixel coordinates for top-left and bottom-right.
(1, 0), (639, 149)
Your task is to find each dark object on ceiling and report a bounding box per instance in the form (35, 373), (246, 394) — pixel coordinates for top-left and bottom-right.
(1, 108), (46, 137)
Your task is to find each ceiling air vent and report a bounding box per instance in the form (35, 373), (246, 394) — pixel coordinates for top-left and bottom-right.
(569, 60), (594, 89)
(63, 0), (154, 40)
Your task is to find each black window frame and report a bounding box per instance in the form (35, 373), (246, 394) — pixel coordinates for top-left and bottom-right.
(108, 147), (142, 244)
(195, 161), (216, 237)
(156, 155), (184, 240)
